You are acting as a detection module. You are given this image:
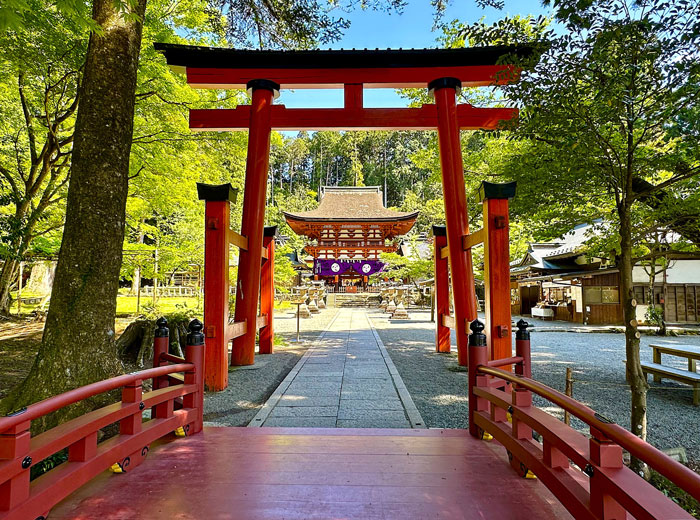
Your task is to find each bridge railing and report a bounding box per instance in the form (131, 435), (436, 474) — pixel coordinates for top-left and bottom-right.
(467, 319), (700, 520)
(0, 318), (205, 520)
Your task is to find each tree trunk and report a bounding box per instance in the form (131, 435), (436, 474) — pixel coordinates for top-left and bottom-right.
(0, 0), (147, 430)
(0, 227), (34, 315)
(0, 258), (20, 315)
(116, 317), (188, 365)
(647, 256), (656, 312)
(619, 204), (649, 478)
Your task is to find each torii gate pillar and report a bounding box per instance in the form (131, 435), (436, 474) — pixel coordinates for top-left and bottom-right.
(231, 80), (278, 366)
(479, 181), (516, 361)
(431, 77), (477, 366)
(433, 225), (450, 353)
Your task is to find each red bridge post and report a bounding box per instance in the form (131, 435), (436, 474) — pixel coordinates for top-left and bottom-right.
(198, 183), (238, 391)
(152, 317), (169, 390)
(515, 319), (531, 378)
(0, 417), (30, 511)
(152, 318), (173, 420)
(185, 319), (205, 434)
(433, 225), (450, 353)
(589, 427), (626, 518)
(468, 319), (488, 438)
(232, 80), (278, 366)
(479, 181), (516, 362)
(259, 226), (276, 355)
(512, 319), (533, 441)
(431, 77), (477, 367)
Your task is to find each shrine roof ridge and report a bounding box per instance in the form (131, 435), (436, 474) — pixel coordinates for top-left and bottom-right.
(153, 43), (533, 70)
(284, 185), (418, 223)
(283, 213), (419, 223)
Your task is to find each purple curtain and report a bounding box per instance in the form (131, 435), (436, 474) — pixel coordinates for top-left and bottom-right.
(314, 259), (385, 277)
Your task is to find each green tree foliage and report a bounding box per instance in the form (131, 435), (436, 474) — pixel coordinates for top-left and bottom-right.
(0, 3), (88, 314)
(378, 249), (432, 285)
(273, 244), (298, 293)
(121, 0), (250, 292)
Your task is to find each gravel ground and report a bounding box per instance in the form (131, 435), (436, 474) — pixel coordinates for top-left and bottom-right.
(203, 307), (339, 426)
(370, 309), (700, 462)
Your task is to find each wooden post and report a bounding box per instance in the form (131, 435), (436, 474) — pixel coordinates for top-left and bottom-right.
(184, 319), (205, 433)
(515, 319), (531, 378)
(259, 226), (276, 354)
(589, 427), (625, 518)
(152, 318), (171, 419)
(479, 181), (516, 362)
(468, 319), (488, 438)
(232, 80), (277, 366)
(652, 347), (662, 383)
(565, 367), (573, 426)
(120, 379), (143, 436)
(0, 414), (31, 511)
(432, 78), (477, 366)
(197, 182), (238, 391)
(433, 225), (450, 353)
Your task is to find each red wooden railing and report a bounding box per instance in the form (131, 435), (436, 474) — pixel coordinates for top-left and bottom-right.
(0, 318), (205, 520)
(468, 319), (700, 520)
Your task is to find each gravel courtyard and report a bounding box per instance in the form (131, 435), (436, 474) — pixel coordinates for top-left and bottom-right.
(370, 309), (700, 461)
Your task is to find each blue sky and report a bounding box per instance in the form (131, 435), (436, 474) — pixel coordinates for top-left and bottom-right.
(277, 0), (550, 109)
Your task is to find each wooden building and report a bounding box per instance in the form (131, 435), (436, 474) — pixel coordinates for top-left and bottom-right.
(511, 223), (700, 325)
(284, 186), (418, 288)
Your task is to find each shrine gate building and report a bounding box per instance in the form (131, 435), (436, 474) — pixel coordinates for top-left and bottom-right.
(284, 186), (417, 288)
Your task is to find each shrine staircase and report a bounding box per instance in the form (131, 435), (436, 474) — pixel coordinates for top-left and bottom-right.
(333, 292), (382, 308)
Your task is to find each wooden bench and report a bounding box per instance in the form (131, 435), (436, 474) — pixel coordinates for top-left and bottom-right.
(650, 343), (700, 373)
(640, 361), (700, 406)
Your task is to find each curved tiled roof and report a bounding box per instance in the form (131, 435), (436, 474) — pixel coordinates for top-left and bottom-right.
(284, 186), (419, 222)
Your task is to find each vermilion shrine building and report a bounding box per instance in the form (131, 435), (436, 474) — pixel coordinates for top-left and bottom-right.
(284, 186), (417, 288)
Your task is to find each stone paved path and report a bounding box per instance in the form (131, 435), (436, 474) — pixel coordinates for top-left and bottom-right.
(250, 309), (424, 428)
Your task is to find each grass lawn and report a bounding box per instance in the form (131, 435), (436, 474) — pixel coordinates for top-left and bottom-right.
(115, 296), (202, 316)
(7, 292), (203, 319)
(8, 292), (292, 319)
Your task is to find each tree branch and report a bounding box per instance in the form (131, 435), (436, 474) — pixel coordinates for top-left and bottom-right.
(18, 73), (38, 164)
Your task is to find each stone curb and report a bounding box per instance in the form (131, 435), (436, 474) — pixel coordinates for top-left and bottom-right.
(368, 315), (426, 429)
(528, 326), (700, 335)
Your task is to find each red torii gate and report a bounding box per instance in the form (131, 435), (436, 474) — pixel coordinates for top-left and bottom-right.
(154, 43), (529, 389)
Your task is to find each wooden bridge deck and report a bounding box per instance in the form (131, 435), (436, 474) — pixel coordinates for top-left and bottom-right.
(50, 427), (571, 519)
